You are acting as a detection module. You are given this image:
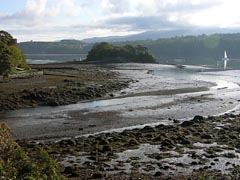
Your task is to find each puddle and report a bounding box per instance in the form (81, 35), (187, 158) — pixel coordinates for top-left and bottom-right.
(60, 142), (240, 175)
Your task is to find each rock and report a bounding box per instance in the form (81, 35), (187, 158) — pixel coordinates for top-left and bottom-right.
(225, 162), (231, 166)
(161, 139), (174, 148)
(91, 172), (104, 179)
(161, 165), (170, 170)
(156, 124), (165, 129)
(192, 115), (204, 122)
(223, 153), (238, 158)
(126, 139), (139, 146)
(141, 126), (155, 133)
(191, 161), (198, 165)
(48, 100), (59, 106)
(181, 121), (194, 127)
(63, 166), (78, 177)
(179, 138), (191, 145)
(98, 139), (109, 145)
(201, 134), (213, 139)
(152, 135), (164, 142)
(154, 171), (163, 176)
(101, 145), (112, 152)
(60, 139), (76, 146)
(26, 142), (37, 148)
(88, 124), (96, 128)
(173, 119), (180, 123)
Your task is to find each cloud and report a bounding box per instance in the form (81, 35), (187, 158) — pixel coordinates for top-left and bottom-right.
(101, 0), (131, 14)
(0, 0), (83, 26)
(103, 15), (192, 32)
(96, 0), (223, 33)
(0, 0), (238, 41)
(0, 0), (48, 25)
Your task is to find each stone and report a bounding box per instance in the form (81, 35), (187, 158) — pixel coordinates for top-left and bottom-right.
(192, 115), (204, 122)
(201, 134), (213, 139)
(156, 124), (165, 129)
(98, 139), (109, 145)
(141, 126), (155, 133)
(223, 153), (238, 158)
(101, 145), (112, 152)
(191, 161), (198, 165)
(173, 119), (180, 123)
(63, 166), (77, 175)
(154, 171), (163, 176)
(161, 139), (174, 148)
(127, 139), (139, 146)
(181, 121), (194, 127)
(48, 101), (59, 106)
(180, 138), (191, 145)
(152, 135), (164, 142)
(91, 172), (104, 179)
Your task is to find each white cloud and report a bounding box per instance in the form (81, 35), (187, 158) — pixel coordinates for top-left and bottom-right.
(189, 0), (240, 28)
(1, 0), (240, 41)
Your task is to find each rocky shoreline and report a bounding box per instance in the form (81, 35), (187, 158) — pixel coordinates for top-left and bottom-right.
(3, 63), (240, 179)
(0, 63), (130, 111)
(18, 113), (240, 179)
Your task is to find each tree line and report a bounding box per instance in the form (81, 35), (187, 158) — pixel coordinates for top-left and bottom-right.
(114, 33), (240, 65)
(18, 39), (91, 54)
(17, 33), (240, 66)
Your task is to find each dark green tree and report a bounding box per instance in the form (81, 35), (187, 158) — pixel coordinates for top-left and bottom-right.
(0, 42), (12, 75)
(0, 30), (29, 75)
(0, 31), (17, 46)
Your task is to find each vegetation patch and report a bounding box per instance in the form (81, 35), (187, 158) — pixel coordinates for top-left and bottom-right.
(0, 123), (65, 180)
(85, 42), (156, 63)
(0, 31), (29, 76)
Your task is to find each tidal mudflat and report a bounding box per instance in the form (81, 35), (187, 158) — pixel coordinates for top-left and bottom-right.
(2, 63), (240, 179)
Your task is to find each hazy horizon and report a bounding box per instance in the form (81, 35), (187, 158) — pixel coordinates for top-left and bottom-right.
(1, 0), (240, 42)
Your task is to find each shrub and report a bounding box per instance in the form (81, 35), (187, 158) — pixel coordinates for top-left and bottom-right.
(0, 123), (65, 180)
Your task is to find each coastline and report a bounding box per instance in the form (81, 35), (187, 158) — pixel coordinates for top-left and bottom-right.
(0, 63), (130, 111)
(2, 62), (240, 179)
(0, 63), (221, 141)
(18, 113), (240, 179)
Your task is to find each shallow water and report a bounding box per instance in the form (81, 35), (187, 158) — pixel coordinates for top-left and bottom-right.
(1, 64), (240, 140)
(61, 142), (240, 175)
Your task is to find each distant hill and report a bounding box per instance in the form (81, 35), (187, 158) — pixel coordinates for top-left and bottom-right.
(18, 32), (240, 68)
(18, 39), (91, 54)
(82, 30), (188, 43)
(82, 28), (240, 43)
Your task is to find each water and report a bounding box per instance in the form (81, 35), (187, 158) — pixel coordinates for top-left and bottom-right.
(1, 64), (240, 140)
(153, 65), (240, 90)
(26, 54), (87, 64)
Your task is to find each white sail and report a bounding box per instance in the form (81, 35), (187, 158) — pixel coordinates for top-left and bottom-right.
(224, 50), (228, 59)
(222, 50), (230, 70)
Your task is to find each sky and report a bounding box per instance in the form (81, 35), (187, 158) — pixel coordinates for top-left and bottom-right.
(1, 0), (240, 42)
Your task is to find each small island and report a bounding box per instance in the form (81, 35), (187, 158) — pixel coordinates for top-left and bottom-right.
(85, 42), (157, 63)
